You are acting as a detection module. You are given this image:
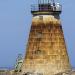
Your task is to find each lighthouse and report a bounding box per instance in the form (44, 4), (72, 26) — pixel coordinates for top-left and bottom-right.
(20, 0), (71, 75)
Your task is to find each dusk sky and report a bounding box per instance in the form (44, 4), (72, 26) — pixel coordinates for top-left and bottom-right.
(0, 0), (75, 68)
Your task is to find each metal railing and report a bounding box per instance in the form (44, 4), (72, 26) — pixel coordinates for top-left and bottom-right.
(31, 3), (62, 12)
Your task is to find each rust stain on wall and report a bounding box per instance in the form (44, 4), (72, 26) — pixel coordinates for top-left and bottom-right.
(21, 15), (71, 75)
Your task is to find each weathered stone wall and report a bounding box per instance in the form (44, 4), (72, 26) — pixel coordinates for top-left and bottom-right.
(20, 15), (71, 75)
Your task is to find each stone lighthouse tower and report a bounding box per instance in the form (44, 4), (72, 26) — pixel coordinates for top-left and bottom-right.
(21, 0), (71, 75)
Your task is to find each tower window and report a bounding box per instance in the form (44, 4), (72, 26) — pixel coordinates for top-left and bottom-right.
(35, 50), (42, 54)
(36, 32), (42, 38)
(39, 16), (43, 20)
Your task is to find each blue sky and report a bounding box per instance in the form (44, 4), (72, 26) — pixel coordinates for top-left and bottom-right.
(0, 0), (75, 68)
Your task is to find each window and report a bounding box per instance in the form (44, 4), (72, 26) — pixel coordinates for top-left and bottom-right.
(39, 16), (43, 20)
(35, 50), (42, 55)
(36, 32), (42, 39)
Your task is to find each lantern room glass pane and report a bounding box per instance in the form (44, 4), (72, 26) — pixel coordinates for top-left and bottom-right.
(38, 0), (52, 4)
